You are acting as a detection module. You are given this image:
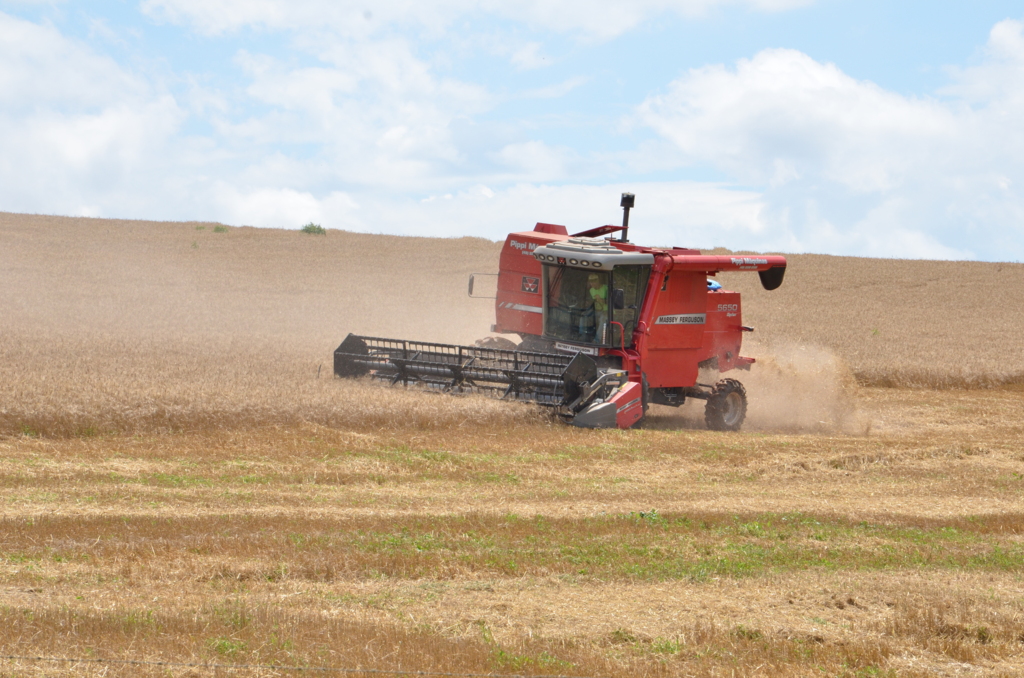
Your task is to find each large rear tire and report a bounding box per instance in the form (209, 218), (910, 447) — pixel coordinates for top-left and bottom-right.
(704, 379), (747, 431)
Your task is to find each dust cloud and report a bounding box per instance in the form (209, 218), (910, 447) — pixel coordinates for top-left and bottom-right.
(738, 342), (864, 434)
(644, 342), (863, 434)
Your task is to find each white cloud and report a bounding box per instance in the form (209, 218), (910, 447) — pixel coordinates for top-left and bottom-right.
(520, 75), (589, 99)
(0, 12), (146, 110)
(6, 5), (1024, 262)
(141, 0), (816, 39)
(238, 58), (359, 113)
(206, 183), (359, 228)
(639, 48), (958, 192)
(0, 12), (184, 216)
(205, 39), (492, 190)
(492, 141), (576, 181)
(0, 0), (67, 5)
(636, 30), (1024, 260)
(942, 19), (1024, 109)
(273, 181), (772, 250)
(510, 42), (547, 70)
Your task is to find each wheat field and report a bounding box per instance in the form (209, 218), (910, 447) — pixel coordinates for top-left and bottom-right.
(1, 212), (1022, 677)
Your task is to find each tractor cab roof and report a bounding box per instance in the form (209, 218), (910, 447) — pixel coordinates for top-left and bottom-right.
(532, 237), (654, 269)
(526, 222), (785, 289)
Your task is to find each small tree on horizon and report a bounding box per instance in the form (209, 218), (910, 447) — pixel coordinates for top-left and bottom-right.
(300, 223), (326, 235)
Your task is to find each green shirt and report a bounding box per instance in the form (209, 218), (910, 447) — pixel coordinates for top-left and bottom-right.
(589, 284), (608, 311)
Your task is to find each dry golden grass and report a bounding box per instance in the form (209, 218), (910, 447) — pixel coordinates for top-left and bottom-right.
(0, 211), (542, 438)
(5, 589), (1019, 678)
(0, 334), (544, 438)
(1, 408), (1023, 677)
(2, 212), (1024, 676)
(711, 249), (1024, 388)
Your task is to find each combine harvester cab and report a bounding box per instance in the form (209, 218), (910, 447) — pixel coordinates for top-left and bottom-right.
(335, 194), (786, 430)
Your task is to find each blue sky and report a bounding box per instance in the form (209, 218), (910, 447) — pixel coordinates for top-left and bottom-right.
(2, 1), (1023, 260)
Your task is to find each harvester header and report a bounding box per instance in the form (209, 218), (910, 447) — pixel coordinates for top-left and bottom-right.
(336, 194), (787, 430)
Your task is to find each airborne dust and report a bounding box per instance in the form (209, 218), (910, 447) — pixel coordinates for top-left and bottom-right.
(642, 341), (862, 434)
(731, 341), (863, 433)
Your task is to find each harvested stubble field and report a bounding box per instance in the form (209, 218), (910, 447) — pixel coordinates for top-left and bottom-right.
(0, 212), (1022, 677)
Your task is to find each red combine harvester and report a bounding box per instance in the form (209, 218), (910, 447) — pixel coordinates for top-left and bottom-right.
(335, 194), (786, 430)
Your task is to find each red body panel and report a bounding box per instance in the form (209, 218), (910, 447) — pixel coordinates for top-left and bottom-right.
(608, 381), (644, 427)
(494, 226), (570, 335)
(703, 290), (744, 371)
(492, 223), (786, 392)
(641, 266), (705, 388)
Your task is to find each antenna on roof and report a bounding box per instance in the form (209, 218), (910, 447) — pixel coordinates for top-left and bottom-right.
(618, 193), (635, 243)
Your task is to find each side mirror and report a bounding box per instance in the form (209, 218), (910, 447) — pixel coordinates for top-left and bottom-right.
(468, 272), (498, 298)
(612, 288), (625, 309)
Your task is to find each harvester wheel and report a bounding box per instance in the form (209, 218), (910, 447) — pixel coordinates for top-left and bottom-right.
(704, 379), (747, 431)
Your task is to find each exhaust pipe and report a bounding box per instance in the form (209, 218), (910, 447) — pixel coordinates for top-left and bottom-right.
(618, 192), (634, 243)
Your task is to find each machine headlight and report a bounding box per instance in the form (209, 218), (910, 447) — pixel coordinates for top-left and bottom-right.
(592, 261), (602, 268)
(580, 260), (590, 266)
(569, 258), (578, 265)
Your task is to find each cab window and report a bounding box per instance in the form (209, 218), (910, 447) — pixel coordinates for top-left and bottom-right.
(542, 264), (650, 347)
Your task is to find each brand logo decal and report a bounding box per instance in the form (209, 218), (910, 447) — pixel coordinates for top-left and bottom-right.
(731, 257), (767, 266)
(509, 239), (538, 255)
(554, 342), (599, 356)
(655, 314), (706, 325)
(521, 276), (539, 293)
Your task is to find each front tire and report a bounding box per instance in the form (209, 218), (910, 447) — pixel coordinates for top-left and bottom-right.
(704, 379), (747, 431)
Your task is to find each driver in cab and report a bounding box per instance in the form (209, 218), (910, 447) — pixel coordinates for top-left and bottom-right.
(587, 273), (608, 313)
(584, 273), (608, 342)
